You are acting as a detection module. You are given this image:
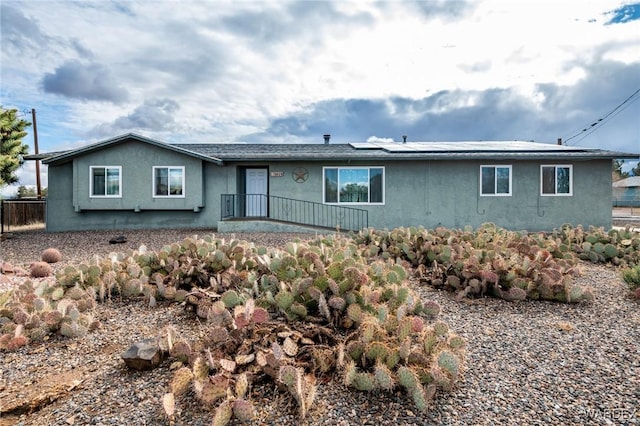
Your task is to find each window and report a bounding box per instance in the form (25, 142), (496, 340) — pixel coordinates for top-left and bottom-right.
(90, 166), (121, 197)
(541, 165), (572, 196)
(480, 165), (512, 196)
(323, 167), (384, 204)
(153, 166), (185, 197)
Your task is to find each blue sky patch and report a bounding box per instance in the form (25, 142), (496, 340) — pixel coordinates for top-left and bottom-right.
(606, 3), (640, 24)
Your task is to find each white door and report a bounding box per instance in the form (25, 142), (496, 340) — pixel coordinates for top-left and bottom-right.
(246, 169), (268, 217)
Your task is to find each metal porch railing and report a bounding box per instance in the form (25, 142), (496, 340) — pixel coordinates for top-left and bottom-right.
(221, 194), (368, 231)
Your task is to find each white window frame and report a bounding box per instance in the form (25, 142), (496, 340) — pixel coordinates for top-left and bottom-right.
(323, 166), (385, 205)
(153, 166), (185, 198)
(90, 166), (122, 198)
(480, 165), (512, 196)
(540, 165), (573, 196)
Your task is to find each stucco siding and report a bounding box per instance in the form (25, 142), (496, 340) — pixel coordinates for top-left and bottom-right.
(70, 141), (205, 211)
(46, 162), (75, 232)
(255, 159), (613, 232)
(45, 147), (615, 232)
(45, 142), (219, 232)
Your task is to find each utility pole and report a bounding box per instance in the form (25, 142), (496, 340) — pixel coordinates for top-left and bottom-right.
(31, 108), (42, 198)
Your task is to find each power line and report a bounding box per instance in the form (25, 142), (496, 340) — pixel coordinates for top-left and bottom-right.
(563, 87), (640, 145)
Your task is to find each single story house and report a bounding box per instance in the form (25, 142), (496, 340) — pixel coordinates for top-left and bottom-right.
(30, 133), (639, 233)
(613, 176), (640, 207)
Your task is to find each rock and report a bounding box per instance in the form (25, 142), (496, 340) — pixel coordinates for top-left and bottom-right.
(0, 261), (14, 274)
(0, 233), (14, 241)
(109, 235), (127, 244)
(121, 338), (164, 370)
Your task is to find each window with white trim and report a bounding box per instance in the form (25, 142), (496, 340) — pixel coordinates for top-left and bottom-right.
(153, 166), (185, 197)
(323, 167), (384, 204)
(90, 166), (121, 197)
(541, 165), (572, 196)
(480, 165), (512, 196)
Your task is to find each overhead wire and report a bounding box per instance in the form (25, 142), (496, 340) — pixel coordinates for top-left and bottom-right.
(563, 87), (640, 145)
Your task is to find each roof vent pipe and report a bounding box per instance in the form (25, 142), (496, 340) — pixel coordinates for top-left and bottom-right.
(402, 135), (407, 143)
(323, 134), (331, 144)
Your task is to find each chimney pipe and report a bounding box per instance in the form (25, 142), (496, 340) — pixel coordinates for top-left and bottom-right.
(323, 134), (331, 144)
(557, 138), (562, 145)
(402, 135), (407, 143)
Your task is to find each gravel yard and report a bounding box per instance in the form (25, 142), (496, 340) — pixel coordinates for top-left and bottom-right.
(0, 229), (638, 426)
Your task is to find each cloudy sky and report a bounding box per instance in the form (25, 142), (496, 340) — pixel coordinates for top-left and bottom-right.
(1, 0), (639, 196)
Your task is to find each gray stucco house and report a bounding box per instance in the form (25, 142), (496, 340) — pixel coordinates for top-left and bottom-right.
(613, 176), (640, 207)
(33, 133), (638, 232)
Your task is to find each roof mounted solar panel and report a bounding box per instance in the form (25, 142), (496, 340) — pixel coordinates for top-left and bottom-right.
(350, 142), (380, 149)
(378, 143), (418, 152)
(350, 140), (594, 153)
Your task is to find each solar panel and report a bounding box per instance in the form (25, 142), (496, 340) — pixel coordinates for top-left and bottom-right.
(349, 142), (380, 149)
(350, 140), (589, 153)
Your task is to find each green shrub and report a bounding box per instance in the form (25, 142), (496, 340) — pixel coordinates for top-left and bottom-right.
(622, 265), (640, 295)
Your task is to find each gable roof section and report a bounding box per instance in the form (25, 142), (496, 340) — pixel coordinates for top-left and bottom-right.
(177, 140), (638, 162)
(40, 133), (223, 165)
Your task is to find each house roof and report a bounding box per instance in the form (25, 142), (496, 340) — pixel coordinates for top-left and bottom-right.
(613, 176), (640, 188)
(177, 140), (638, 162)
(27, 133), (639, 164)
(37, 133), (223, 165)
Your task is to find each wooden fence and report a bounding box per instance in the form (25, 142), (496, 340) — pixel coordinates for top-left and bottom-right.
(1, 199), (46, 232)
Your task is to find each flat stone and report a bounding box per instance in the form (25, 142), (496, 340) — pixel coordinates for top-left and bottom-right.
(121, 338), (164, 371)
(109, 235), (127, 244)
(1, 261), (14, 273)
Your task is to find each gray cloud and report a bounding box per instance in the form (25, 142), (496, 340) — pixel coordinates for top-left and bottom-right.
(219, 2), (374, 44)
(219, 9), (291, 43)
(141, 50), (224, 87)
(110, 17), (229, 94)
(91, 98), (180, 137)
(69, 38), (94, 59)
(458, 60), (492, 73)
(1, 4), (51, 54)
(1, 4), (93, 60)
(242, 60), (640, 154)
(42, 60), (129, 102)
(244, 93), (521, 143)
(405, 0), (476, 20)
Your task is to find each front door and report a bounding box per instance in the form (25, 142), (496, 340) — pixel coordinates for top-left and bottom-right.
(245, 168), (268, 217)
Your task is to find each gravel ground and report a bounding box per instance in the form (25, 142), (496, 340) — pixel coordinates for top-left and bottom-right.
(0, 229), (639, 426)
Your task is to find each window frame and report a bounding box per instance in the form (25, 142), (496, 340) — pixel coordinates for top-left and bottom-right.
(152, 166), (186, 198)
(540, 164), (573, 196)
(322, 166), (385, 205)
(89, 166), (122, 198)
(479, 165), (512, 196)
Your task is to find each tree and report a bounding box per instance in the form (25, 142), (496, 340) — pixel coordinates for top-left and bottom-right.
(632, 161), (640, 177)
(16, 185), (47, 198)
(612, 159), (629, 182)
(0, 107), (31, 187)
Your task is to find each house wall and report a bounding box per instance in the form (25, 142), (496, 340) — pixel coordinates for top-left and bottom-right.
(46, 141), (221, 232)
(72, 141), (206, 211)
(252, 159), (613, 232)
(46, 146), (614, 232)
